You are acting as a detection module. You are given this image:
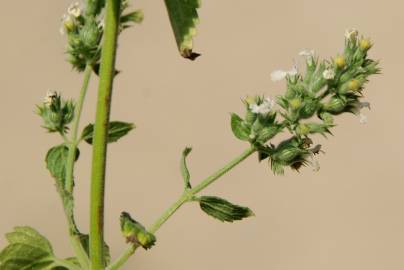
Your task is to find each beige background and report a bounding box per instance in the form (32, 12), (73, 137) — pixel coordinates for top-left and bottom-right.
(1, 0), (403, 269)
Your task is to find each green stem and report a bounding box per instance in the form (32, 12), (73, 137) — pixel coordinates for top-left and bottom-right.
(89, 0), (121, 269)
(60, 64), (92, 270)
(106, 146), (256, 270)
(65, 64), (93, 193)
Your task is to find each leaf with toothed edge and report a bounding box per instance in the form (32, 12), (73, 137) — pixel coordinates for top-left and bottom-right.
(199, 196), (255, 223)
(164, 0), (201, 60)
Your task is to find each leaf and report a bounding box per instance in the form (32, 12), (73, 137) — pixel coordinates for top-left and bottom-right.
(164, 0), (201, 60)
(120, 212), (156, 250)
(231, 113), (251, 141)
(46, 145), (79, 188)
(0, 227), (55, 270)
(81, 121), (135, 144)
(180, 147), (192, 189)
(120, 10), (144, 25)
(199, 196), (255, 223)
(77, 234), (111, 266)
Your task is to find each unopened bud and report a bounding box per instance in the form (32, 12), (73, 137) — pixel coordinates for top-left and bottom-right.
(335, 56), (346, 68)
(296, 124), (310, 136)
(359, 38), (372, 51)
(289, 98), (302, 110)
(323, 96), (347, 114)
(348, 79), (361, 91)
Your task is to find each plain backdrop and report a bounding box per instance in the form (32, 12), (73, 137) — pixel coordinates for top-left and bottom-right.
(0, 1), (403, 270)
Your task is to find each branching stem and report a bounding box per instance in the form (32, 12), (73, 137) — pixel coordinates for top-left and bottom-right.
(106, 146), (256, 270)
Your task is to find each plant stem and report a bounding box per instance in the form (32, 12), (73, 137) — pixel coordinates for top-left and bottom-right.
(106, 146), (256, 270)
(89, 0), (121, 269)
(65, 64), (93, 193)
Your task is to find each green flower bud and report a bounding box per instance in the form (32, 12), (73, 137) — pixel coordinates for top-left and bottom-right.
(319, 112), (334, 125)
(289, 98), (302, 110)
(272, 145), (301, 163)
(296, 124), (310, 136)
(256, 126), (280, 143)
(64, 18), (75, 32)
(323, 96), (347, 114)
(299, 99), (319, 119)
(120, 212), (156, 249)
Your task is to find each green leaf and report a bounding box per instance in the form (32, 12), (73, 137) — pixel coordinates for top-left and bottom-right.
(120, 212), (156, 250)
(231, 113), (251, 141)
(164, 0), (201, 60)
(81, 121), (135, 144)
(180, 147), (192, 189)
(0, 227), (55, 270)
(46, 145), (79, 188)
(121, 10), (144, 25)
(199, 196), (255, 223)
(77, 234), (110, 266)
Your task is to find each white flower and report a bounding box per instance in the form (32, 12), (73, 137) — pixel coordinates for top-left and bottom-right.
(355, 101), (371, 124)
(299, 49), (315, 66)
(322, 68), (335, 80)
(345, 28), (358, 41)
(68, 2), (82, 18)
(270, 65), (298, 81)
(249, 97), (275, 115)
(309, 145), (322, 172)
(44, 91), (57, 106)
(299, 49), (315, 57)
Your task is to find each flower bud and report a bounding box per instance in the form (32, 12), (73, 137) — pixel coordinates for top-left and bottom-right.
(345, 28), (358, 42)
(319, 112), (334, 125)
(63, 17), (75, 33)
(348, 79), (361, 91)
(296, 124), (310, 136)
(323, 96), (347, 114)
(289, 98), (302, 110)
(299, 99), (319, 119)
(334, 56), (346, 69)
(359, 38), (372, 51)
(273, 146), (301, 163)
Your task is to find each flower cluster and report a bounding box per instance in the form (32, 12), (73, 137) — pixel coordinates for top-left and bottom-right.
(60, 1), (143, 72)
(36, 91), (75, 134)
(231, 30), (380, 174)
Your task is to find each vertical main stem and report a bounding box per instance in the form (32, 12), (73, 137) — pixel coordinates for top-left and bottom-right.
(89, 0), (121, 269)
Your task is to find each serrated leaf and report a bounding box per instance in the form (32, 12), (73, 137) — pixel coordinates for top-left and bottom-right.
(81, 121), (135, 144)
(164, 0), (201, 60)
(0, 227), (56, 270)
(6, 227), (53, 254)
(180, 147), (192, 189)
(199, 196), (254, 223)
(45, 145), (79, 189)
(231, 113), (251, 141)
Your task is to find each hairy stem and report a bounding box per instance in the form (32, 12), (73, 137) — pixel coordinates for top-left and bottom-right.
(89, 0), (121, 269)
(106, 146), (256, 270)
(65, 64), (93, 193)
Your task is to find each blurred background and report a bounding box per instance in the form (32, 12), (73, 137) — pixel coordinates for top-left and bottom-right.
(0, 1), (403, 269)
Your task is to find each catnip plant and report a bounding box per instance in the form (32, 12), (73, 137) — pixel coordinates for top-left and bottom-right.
(0, 1), (380, 270)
